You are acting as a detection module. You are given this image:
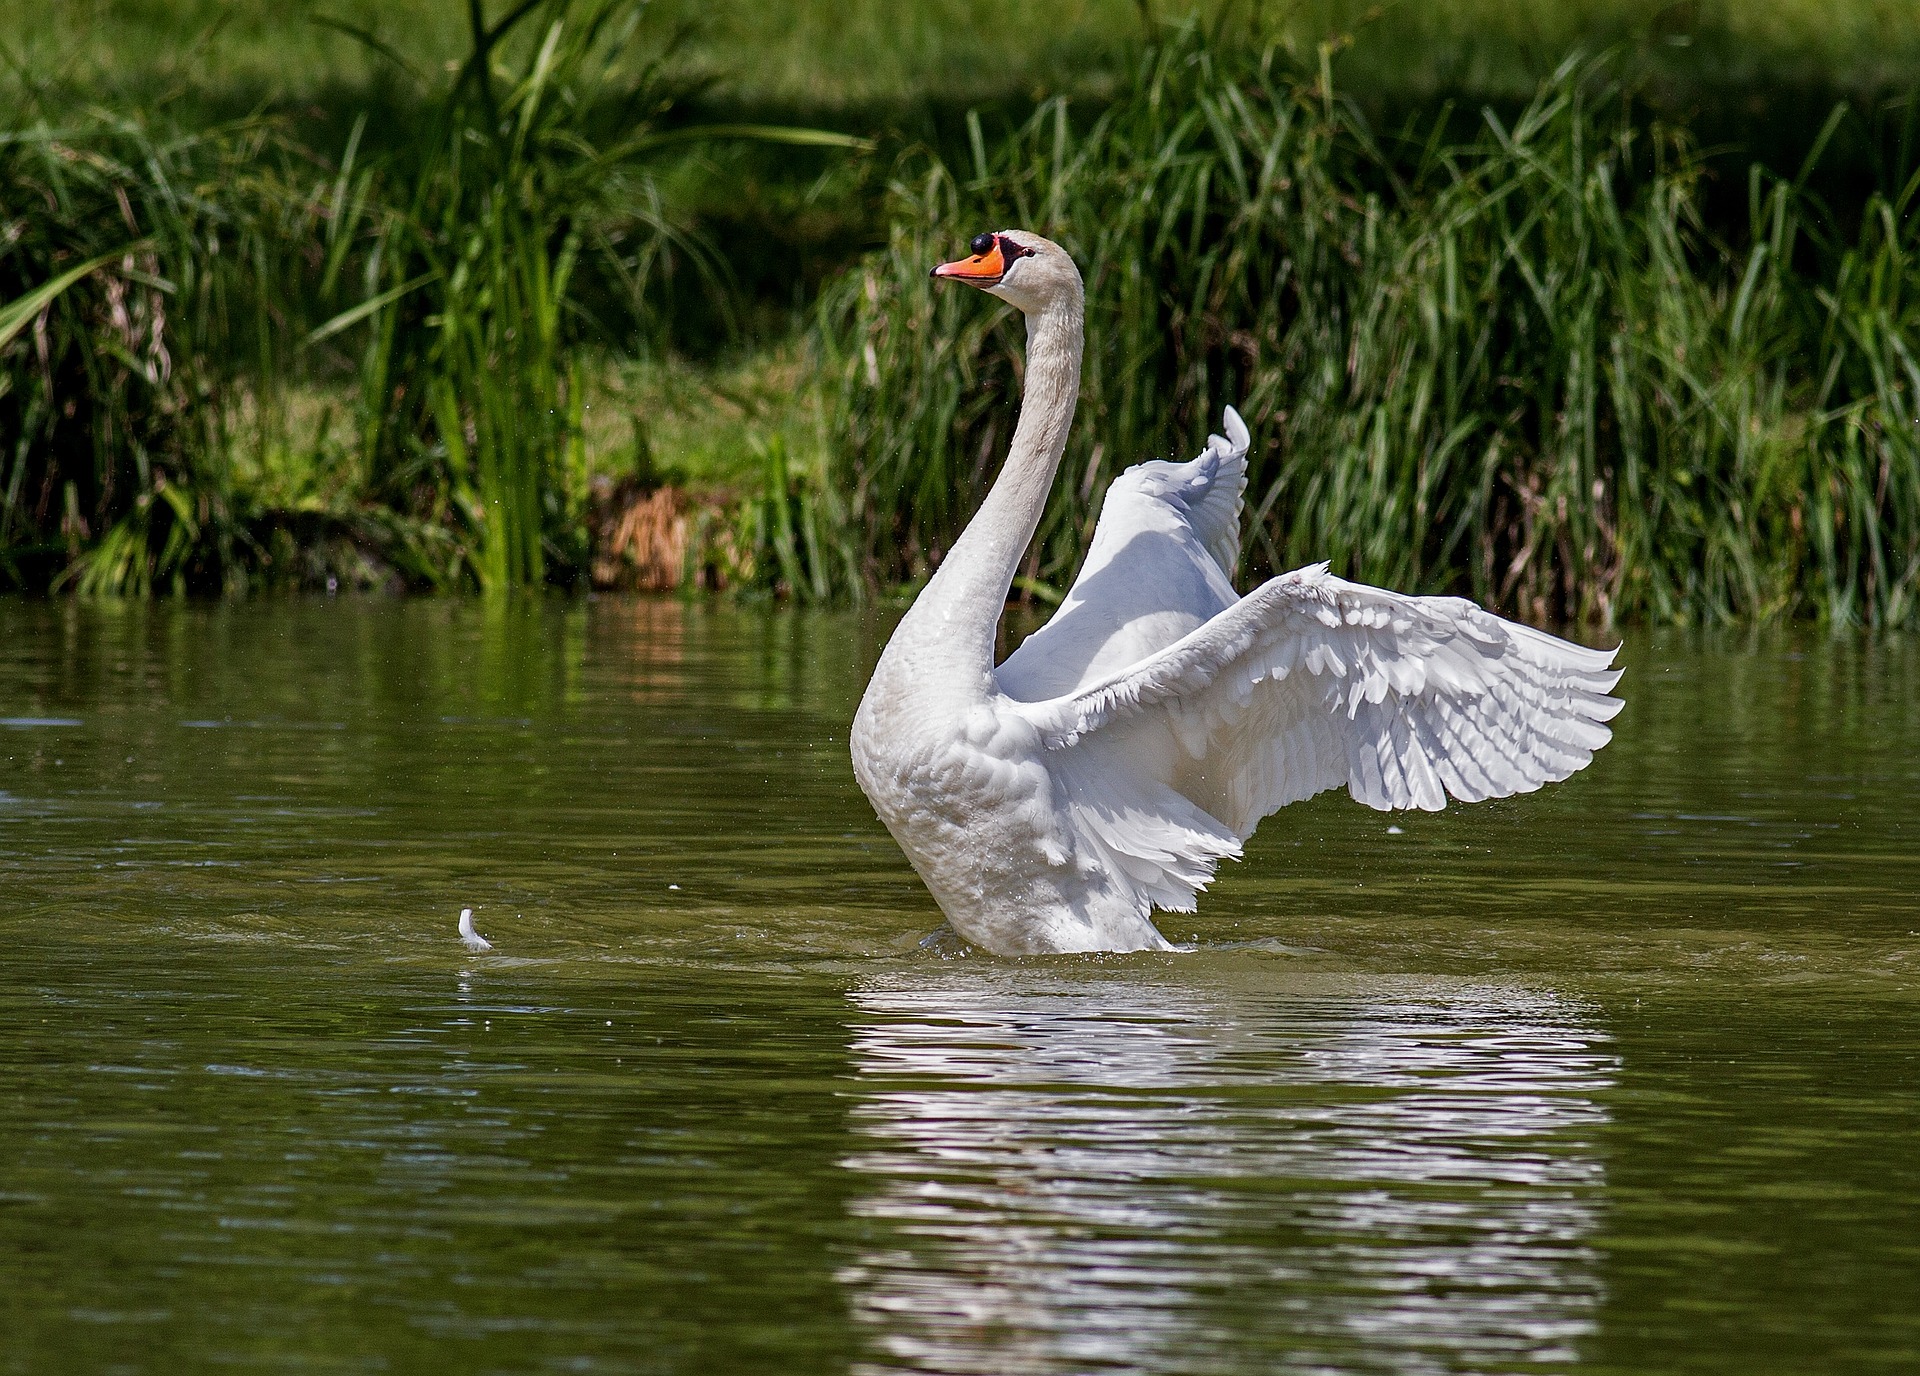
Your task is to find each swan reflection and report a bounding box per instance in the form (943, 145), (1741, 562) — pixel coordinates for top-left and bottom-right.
(838, 971), (1615, 1375)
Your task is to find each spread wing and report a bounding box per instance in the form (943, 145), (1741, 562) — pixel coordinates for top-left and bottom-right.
(1010, 563), (1624, 846)
(996, 408), (1250, 702)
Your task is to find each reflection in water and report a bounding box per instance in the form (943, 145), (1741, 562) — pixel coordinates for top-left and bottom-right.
(840, 973), (1616, 1375)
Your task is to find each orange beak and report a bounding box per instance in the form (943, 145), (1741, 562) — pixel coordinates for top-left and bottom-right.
(931, 240), (1009, 285)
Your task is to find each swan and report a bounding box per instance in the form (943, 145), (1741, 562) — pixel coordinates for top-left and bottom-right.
(849, 230), (1623, 957)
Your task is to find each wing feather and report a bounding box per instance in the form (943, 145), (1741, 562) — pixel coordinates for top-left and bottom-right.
(990, 407), (1621, 923)
(1012, 564), (1624, 867)
(997, 409), (1252, 702)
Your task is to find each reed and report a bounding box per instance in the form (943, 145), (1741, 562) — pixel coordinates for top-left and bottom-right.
(0, 114), (318, 593)
(309, 0), (691, 590)
(0, 0), (860, 594)
(4, 16), (1915, 620)
(315, 0), (863, 589)
(813, 27), (1920, 626)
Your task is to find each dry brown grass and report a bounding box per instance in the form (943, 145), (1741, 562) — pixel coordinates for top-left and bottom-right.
(591, 484), (689, 591)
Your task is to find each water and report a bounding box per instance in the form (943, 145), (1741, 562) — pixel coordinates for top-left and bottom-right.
(1, 597), (1915, 1374)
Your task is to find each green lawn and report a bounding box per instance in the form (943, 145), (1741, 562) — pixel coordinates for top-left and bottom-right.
(13, 0), (1920, 113)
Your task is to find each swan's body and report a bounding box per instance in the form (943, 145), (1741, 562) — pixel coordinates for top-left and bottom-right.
(850, 231), (1622, 956)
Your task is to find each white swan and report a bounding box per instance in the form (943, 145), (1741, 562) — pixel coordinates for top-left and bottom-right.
(850, 230), (1622, 956)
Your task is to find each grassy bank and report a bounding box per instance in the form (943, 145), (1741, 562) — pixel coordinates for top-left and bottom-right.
(1, 0), (860, 594)
(2, 4), (1919, 624)
(815, 36), (1920, 626)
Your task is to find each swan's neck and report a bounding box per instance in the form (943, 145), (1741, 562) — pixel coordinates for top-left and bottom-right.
(887, 297), (1083, 697)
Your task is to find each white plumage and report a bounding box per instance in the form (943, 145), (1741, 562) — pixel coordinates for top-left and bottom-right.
(458, 907), (492, 953)
(850, 230), (1622, 956)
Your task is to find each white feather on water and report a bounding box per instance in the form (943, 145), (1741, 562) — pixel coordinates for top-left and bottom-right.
(458, 908), (492, 953)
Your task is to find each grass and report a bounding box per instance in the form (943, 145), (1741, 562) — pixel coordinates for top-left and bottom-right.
(2, 5), (1919, 623)
(0, 0), (858, 593)
(813, 31), (1920, 626)
(0, 114), (300, 593)
(12, 0), (1920, 110)
(594, 346), (830, 489)
(333, 0), (675, 591)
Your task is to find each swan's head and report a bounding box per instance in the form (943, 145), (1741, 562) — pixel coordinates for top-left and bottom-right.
(931, 230), (1081, 315)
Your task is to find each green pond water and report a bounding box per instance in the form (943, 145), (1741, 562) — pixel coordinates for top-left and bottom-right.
(1, 596), (1916, 1375)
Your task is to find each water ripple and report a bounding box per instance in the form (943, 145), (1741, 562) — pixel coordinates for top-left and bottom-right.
(841, 974), (1613, 1375)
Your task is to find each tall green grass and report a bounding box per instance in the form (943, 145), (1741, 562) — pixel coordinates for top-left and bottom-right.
(330, 0), (666, 590)
(312, 0), (861, 589)
(0, 0), (858, 594)
(4, 15), (1917, 621)
(0, 115), (311, 593)
(0, 105), (518, 595)
(813, 30), (1920, 626)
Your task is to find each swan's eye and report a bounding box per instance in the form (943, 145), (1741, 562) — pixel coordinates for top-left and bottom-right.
(970, 232), (995, 256)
